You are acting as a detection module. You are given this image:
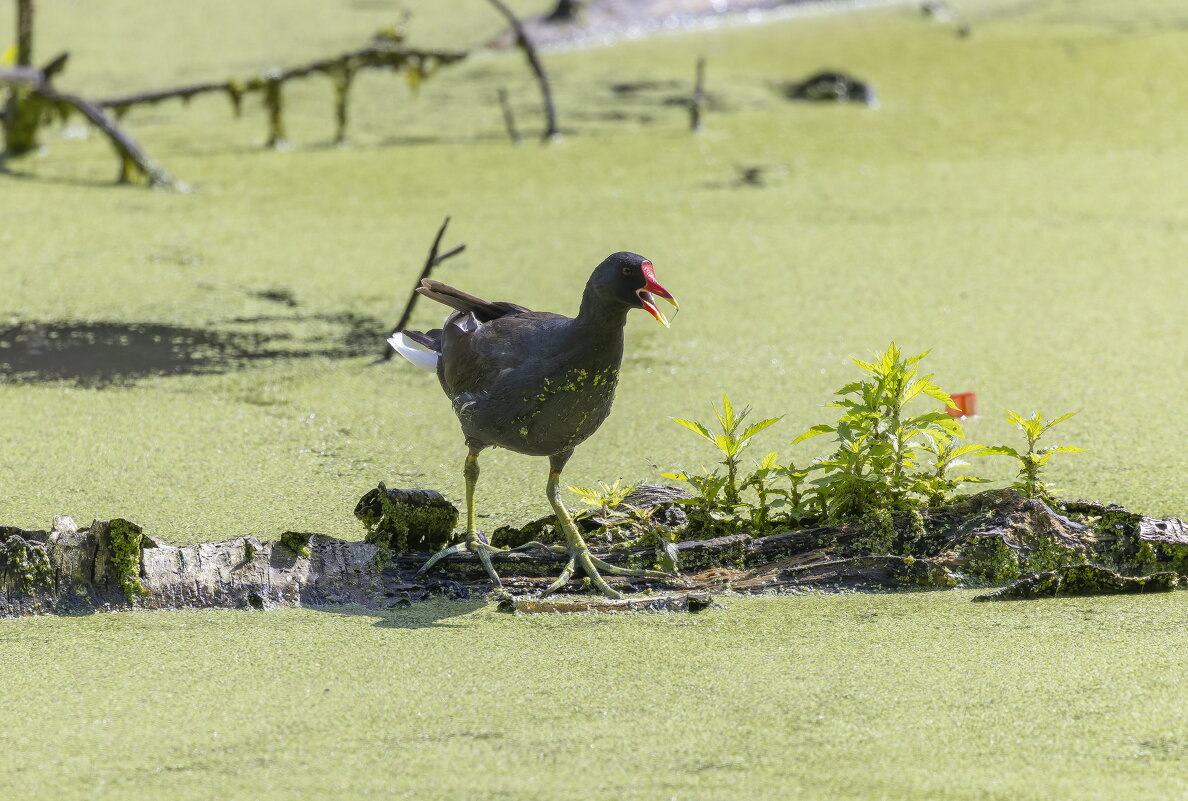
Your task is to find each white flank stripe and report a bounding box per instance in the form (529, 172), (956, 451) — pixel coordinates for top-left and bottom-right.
(388, 332), (439, 372)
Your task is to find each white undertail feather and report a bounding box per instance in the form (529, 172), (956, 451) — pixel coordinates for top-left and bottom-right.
(388, 332), (439, 372)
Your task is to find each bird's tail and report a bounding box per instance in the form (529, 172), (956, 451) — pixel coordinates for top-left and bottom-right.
(388, 330), (440, 372)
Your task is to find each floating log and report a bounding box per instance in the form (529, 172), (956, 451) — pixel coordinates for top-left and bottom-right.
(2, 490), (1184, 617)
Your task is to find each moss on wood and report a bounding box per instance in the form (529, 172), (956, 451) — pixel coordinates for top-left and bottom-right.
(106, 518), (145, 602)
(974, 564), (1180, 601)
(355, 484), (457, 554)
(279, 531), (312, 559)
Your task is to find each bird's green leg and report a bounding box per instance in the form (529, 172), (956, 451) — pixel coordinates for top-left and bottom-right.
(540, 465), (679, 599)
(542, 467), (620, 598)
(417, 450), (506, 586)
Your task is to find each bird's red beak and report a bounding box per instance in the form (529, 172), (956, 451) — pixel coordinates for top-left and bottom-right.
(638, 261), (679, 328)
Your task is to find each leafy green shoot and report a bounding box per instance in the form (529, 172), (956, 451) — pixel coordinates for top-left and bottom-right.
(793, 343), (965, 522)
(983, 410), (1085, 501)
(915, 431), (991, 507)
(672, 395), (782, 506)
(568, 479), (638, 541)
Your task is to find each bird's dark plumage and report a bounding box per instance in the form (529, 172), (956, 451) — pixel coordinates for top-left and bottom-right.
(388, 251), (679, 598)
(400, 251), (673, 458)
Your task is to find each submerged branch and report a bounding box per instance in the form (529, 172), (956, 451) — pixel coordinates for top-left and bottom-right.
(94, 38), (466, 150)
(0, 64), (173, 186)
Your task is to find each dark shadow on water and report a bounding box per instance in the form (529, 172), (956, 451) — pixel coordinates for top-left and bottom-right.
(0, 312), (385, 387)
(318, 600), (490, 630)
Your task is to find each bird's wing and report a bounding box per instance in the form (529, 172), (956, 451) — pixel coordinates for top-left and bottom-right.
(416, 280), (532, 323)
(439, 310), (567, 396)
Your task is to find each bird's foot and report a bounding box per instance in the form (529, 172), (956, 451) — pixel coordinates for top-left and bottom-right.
(538, 547), (680, 600)
(416, 532), (507, 587)
(586, 553), (679, 582)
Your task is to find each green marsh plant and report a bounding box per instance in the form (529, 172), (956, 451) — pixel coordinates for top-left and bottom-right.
(915, 431), (990, 507)
(670, 395), (782, 506)
(794, 343), (965, 523)
(983, 410), (1085, 501)
(568, 479), (638, 542)
(657, 346), (1087, 549)
(664, 395), (784, 534)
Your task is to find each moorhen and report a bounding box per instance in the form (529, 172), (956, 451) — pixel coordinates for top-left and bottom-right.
(388, 251), (679, 598)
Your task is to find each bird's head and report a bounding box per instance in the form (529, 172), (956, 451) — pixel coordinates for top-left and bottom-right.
(589, 252), (679, 327)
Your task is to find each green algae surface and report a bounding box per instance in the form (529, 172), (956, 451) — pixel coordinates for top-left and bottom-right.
(2, 4), (1186, 797)
(2, 1), (1186, 543)
(1, 591), (1186, 800)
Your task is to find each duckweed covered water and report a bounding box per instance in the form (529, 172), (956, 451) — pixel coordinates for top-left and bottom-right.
(1, 2), (1186, 797)
(3, 0), (1185, 542)
(1, 591), (1186, 800)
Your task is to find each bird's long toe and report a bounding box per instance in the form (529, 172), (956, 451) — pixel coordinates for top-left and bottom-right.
(416, 542), (469, 577)
(535, 548), (629, 600)
(587, 553), (680, 582)
(474, 544), (503, 588)
(540, 555), (578, 598)
(416, 536), (508, 588)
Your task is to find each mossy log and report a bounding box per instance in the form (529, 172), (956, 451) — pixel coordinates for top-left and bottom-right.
(2, 489), (1184, 617)
(974, 564), (1179, 601)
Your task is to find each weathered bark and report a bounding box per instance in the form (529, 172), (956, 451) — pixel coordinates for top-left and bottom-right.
(2, 490), (1184, 617)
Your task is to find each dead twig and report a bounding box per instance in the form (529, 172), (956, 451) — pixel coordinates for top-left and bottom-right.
(497, 88), (521, 145)
(381, 217), (467, 360)
(690, 56), (706, 132)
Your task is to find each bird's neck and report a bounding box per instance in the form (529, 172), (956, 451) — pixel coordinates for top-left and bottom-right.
(573, 289), (628, 365)
(575, 287), (630, 332)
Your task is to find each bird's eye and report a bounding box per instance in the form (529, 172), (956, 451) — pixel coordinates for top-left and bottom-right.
(622, 266), (633, 276)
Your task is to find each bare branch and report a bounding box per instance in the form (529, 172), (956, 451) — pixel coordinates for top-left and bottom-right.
(40, 88), (174, 187)
(690, 57), (706, 133)
(497, 87), (521, 145)
(485, 0), (559, 141)
(381, 217), (467, 360)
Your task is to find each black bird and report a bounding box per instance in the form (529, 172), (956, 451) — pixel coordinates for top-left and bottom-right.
(389, 251), (679, 598)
